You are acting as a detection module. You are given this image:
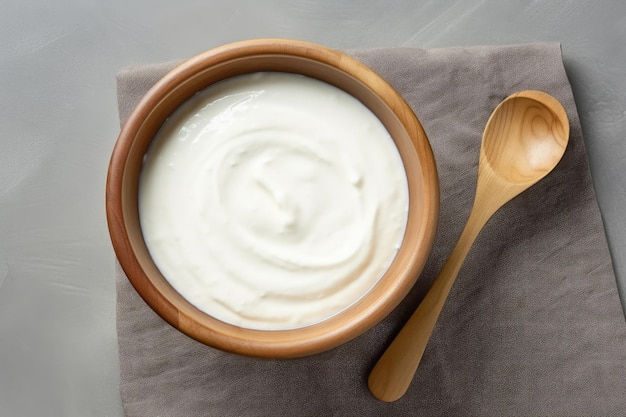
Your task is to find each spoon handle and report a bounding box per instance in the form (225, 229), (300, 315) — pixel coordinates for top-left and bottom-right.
(368, 207), (490, 402)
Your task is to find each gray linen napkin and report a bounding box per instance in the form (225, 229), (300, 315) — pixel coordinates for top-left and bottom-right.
(115, 43), (626, 416)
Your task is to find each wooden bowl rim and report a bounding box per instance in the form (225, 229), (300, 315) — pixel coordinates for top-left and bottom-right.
(106, 38), (439, 358)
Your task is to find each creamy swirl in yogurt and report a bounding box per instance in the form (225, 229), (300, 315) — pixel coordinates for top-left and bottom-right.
(139, 72), (409, 330)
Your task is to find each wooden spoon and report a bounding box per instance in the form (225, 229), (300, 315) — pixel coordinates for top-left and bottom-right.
(368, 90), (570, 402)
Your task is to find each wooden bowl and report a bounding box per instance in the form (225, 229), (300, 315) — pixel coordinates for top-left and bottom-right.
(106, 39), (439, 358)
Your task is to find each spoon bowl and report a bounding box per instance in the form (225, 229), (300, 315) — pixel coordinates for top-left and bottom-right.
(368, 90), (569, 402)
(482, 91), (569, 188)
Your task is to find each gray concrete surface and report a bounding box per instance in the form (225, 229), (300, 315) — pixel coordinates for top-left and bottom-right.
(1, 1), (624, 416)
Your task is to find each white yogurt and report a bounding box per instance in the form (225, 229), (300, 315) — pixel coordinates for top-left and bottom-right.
(139, 72), (409, 330)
